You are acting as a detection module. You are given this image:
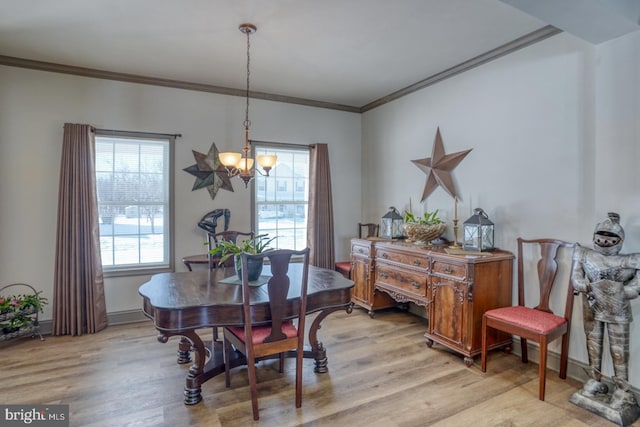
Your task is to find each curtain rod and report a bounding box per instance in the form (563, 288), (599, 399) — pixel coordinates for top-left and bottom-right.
(249, 139), (313, 149)
(91, 127), (182, 138)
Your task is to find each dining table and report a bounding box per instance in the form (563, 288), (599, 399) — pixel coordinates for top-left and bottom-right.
(139, 264), (354, 404)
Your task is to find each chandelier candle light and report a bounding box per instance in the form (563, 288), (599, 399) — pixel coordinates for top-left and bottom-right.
(219, 23), (277, 187)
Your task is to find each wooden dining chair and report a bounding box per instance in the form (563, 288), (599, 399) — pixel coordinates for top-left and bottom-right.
(481, 238), (575, 401)
(207, 230), (254, 269)
(223, 248), (311, 420)
(358, 222), (379, 238)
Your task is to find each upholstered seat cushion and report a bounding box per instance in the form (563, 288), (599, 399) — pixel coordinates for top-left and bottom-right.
(226, 320), (297, 344)
(335, 261), (351, 277)
(484, 306), (565, 334)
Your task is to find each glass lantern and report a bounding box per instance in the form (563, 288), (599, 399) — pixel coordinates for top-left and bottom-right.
(463, 208), (494, 251)
(381, 206), (404, 239)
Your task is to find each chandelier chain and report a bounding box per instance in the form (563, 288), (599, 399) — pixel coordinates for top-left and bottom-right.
(244, 27), (251, 129)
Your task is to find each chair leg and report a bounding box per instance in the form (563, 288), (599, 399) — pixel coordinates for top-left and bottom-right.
(279, 352), (285, 373)
(521, 338), (528, 363)
(247, 358), (260, 420)
(538, 338), (548, 401)
(559, 332), (570, 379)
(295, 342), (304, 408)
(481, 315), (488, 372)
(223, 334), (232, 388)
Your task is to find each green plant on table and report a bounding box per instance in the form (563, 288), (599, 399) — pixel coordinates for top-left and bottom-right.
(208, 234), (277, 266)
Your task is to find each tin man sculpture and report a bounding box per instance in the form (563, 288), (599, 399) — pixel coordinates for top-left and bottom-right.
(571, 212), (640, 426)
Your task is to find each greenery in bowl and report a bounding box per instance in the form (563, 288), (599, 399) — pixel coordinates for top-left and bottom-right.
(404, 209), (443, 224)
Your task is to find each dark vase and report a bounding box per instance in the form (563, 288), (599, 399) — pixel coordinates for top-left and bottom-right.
(235, 255), (264, 281)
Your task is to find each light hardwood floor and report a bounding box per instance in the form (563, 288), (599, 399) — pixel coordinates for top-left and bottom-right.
(1, 308), (632, 427)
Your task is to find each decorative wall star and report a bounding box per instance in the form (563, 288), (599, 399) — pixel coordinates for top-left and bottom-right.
(411, 127), (471, 202)
(183, 142), (233, 200)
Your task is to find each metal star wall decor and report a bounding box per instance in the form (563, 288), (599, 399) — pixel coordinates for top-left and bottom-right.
(183, 142), (234, 200)
(411, 127), (472, 202)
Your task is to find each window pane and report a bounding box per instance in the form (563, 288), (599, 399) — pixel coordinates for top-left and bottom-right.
(96, 134), (171, 272)
(254, 145), (309, 251)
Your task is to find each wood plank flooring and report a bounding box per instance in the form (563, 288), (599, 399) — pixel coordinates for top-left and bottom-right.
(1, 308), (632, 426)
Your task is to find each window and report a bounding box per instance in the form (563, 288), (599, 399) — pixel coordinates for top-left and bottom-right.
(95, 130), (174, 274)
(254, 143), (309, 251)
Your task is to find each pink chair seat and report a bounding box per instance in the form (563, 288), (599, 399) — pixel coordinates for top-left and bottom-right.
(335, 261), (351, 278)
(484, 306), (566, 334)
(226, 320), (297, 345)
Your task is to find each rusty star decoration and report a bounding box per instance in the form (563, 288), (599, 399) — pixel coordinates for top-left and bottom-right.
(183, 142), (233, 200)
(411, 127), (472, 202)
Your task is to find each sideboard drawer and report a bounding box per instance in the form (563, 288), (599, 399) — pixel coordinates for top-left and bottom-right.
(431, 260), (467, 281)
(377, 248), (429, 270)
(351, 242), (371, 258)
(376, 264), (428, 297)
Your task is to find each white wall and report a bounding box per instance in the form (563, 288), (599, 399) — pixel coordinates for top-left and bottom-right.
(362, 31), (640, 384)
(0, 66), (361, 319)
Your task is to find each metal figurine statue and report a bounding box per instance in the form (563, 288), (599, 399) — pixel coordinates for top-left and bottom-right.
(571, 212), (640, 426)
(197, 208), (230, 234)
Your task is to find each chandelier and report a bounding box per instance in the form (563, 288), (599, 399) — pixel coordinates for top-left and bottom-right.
(219, 23), (277, 188)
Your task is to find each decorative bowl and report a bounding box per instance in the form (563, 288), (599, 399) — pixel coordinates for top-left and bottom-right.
(403, 223), (447, 244)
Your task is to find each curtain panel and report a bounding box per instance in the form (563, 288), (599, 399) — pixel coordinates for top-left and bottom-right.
(307, 144), (335, 269)
(52, 123), (108, 336)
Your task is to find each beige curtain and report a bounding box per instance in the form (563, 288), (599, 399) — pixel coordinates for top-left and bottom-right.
(52, 123), (108, 336)
(307, 144), (335, 269)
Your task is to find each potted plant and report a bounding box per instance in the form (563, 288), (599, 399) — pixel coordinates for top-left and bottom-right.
(209, 234), (277, 281)
(0, 291), (48, 316)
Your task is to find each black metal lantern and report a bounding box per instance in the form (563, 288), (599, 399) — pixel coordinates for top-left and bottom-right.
(381, 206), (404, 239)
(463, 208), (494, 251)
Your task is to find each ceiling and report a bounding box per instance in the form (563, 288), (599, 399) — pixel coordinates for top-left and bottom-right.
(0, 1), (637, 112)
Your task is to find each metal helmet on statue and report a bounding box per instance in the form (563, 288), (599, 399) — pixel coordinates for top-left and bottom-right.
(592, 212), (624, 256)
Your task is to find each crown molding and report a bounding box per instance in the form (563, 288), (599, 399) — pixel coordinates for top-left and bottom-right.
(0, 25), (561, 114)
(359, 25), (562, 112)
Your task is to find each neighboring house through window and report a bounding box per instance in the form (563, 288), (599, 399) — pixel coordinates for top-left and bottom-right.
(253, 142), (309, 251)
(95, 130), (174, 274)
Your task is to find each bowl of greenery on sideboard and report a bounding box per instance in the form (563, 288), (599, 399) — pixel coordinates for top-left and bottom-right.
(403, 210), (446, 244)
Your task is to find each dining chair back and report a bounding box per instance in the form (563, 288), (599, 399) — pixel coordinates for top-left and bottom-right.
(223, 248), (310, 420)
(358, 222), (379, 238)
(481, 237), (575, 401)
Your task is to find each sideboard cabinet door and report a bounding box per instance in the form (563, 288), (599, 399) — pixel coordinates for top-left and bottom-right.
(429, 277), (466, 349)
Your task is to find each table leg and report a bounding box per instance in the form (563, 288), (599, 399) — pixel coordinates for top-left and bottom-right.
(177, 337), (192, 364)
(159, 330), (207, 405)
(307, 303), (353, 373)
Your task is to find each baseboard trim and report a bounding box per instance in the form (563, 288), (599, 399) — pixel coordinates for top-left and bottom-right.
(36, 309), (149, 336)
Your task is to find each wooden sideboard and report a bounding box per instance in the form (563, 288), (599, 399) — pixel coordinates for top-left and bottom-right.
(351, 239), (514, 366)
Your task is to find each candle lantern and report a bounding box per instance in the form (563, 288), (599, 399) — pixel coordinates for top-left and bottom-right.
(381, 206), (404, 239)
(463, 208), (494, 251)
